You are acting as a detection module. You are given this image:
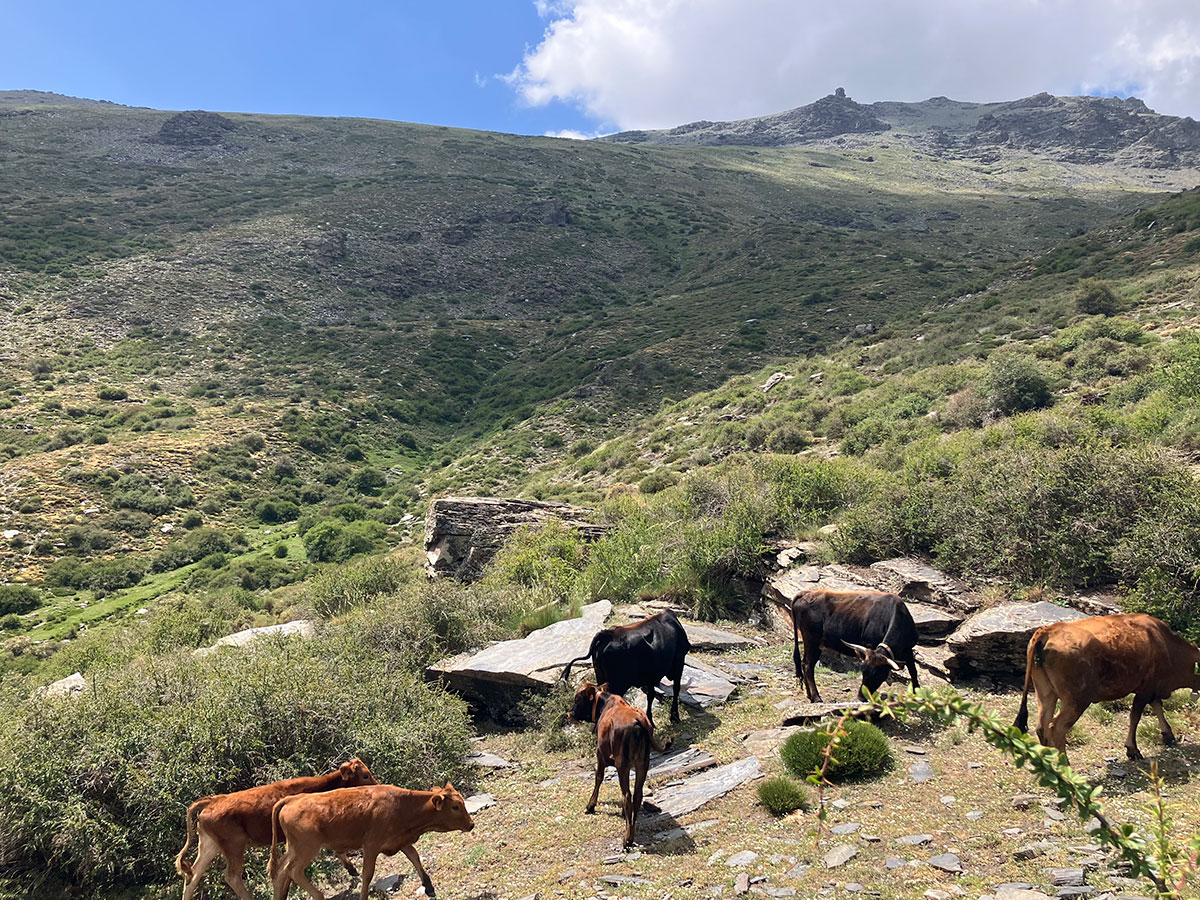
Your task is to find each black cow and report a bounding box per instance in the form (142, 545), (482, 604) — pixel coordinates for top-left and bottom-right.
(561, 611), (690, 727)
(791, 589), (919, 702)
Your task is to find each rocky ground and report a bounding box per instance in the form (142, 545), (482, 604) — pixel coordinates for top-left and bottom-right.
(283, 612), (1198, 900)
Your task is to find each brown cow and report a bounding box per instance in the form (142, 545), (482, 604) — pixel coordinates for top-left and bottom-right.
(1014, 613), (1200, 761)
(569, 682), (672, 848)
(268, 783), (474, 900)
(175, 759), (377, 900)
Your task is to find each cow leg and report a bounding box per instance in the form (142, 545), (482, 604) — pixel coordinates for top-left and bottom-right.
(1126, 696), (1149, 760)
(631, 761), (648, 846)
(803, 645), (822, 703)
(586, 753), (606, 814)
(181, 832), (222, 900)
(906, 659), (920, 689)
(1032, 669), (1058, 747)
(616, 764), (635, 848)
(356, 850), (378, 900)
(1152, 699), (1177, 746)
(337, 853), (359, 880)
(1048, 698), (1085, 762)
(644, 687), (656, 730)
(222, 842), (255, 900)
(670, 672), (683, 724)
(274, 844), (322, 900)
(400, 845), (435, 897)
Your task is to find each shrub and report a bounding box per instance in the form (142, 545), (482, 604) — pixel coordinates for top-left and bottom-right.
(347, 467), (387, 495)
(308, 555), (410, 618)
(780, 719), (892, 781)
(273, 543), (289, 559)
(0, 585), (41, 616)
(182, 511), (203, 529)
(96, 386), (128, 401)
(484, 521), (587, 603)
(0, 632), (472, 898)
(343, 444), (365, 462)
(1076, 278), (1120, 316)
(302, 519), (386, 563)
(982, 352), (1052, 416)
(637, 468), (679, 495)
(756, 776), (811, 816)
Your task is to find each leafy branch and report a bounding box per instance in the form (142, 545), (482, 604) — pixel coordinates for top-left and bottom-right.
(805, 686), (1198, 897)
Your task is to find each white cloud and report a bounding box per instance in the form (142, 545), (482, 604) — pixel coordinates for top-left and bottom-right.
(543, 128), (604, 139)
(474, 72), (489, 88)
(509, 0), (1200, 130)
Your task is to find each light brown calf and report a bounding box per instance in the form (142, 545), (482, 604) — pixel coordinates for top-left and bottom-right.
(269, 783), (474, 900)
(569, 682), (671, 848)
(1014, 613), (1200, 761)
(175, 759), (377, 900)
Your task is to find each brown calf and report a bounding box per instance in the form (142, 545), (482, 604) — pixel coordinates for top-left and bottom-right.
(569, 682), (672, 848)
(175, 758), (377, 900)
(268, 783), (474, 900)
(1014, 613), (1200, 761)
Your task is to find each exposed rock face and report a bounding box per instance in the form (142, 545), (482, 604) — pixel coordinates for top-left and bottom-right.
(869, 558), (981, 613)
(426, 600), (611, 718)
(150, 110), (236, 147)
(38, 672), (88, 700)
(424, 496), (606, 580)
(945, 602), (1087, 678)
(602, 90), (890, 147)
(641, 756), (762, 817)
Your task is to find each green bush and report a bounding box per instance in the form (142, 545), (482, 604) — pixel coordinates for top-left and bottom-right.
(0, 631), (472, 898)
(1076, 278), (1120, 316)
(96, 386), (128, 401)
(485, 521), (586, 603)
(0, 585), (41, 616)
(781, 720), (892, 781)
(756, 776), (811, 816)
(982, 352), (1052, 416)
(347, 467), (387, 495)
(308, 555), (410, 618)
(637, 468), (679, 495)
(302, 518), (387, 563)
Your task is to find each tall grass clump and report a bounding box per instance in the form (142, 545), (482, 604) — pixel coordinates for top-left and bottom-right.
(0, 630), (472, 898)
(483, 520), (587, 604)
(307, 554), (412, 617)
(757, 776), (811, 816)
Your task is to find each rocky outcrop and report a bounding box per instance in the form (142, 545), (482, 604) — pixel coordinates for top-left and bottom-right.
(869, 558), (981, 613)
(150, 110), (236, 148)
(427, 600), (611, 718)
(602, 89), (889, 147)
(424, 497), (606, 580)
(944, 602), (1087, 679)
(37, 672), (88, 700)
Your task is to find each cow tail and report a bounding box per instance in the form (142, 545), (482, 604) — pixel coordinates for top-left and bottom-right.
(268, 797), (288, 879)
(1014, 630), (1046, 733)
(175, 796), (212, 879)
(561, 633), (602, 683)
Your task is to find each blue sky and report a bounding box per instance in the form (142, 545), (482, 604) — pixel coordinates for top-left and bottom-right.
(4, 1), (1199, 136)
(1, 1), (601, 135)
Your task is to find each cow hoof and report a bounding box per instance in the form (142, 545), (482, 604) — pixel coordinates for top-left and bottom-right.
(1126, 747), (1144, 761)
(585, 806), (596, 815)
(1163, 733), (1177, 746)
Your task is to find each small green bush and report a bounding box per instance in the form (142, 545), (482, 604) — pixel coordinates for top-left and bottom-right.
(0, 585), (40, 616)
(96, 386), (128, 401)
(308, 555), (410, 618)
(1076, 278), (1120, 316)
(756, 776), (811, 816)
(982, 352), (1052, 416)
(781, 720), (892, 781)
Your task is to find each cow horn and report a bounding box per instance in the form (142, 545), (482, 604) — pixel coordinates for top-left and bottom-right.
(884, 656), (901, 671)
(845, 642), (870, 659)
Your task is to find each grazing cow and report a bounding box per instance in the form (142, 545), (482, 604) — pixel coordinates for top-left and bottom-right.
(791, 590), (920, 703)
(175, 758), (378, 900)
(269, 783), (473, 900)
(1014, 613), (1200, 761)
(561, 610), (690, 727)
(569, 682), (672, 848)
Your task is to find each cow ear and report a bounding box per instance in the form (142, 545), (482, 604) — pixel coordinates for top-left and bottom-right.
(432, 791), (445, 810)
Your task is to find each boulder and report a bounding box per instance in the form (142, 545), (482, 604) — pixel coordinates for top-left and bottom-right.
(906, 602), (965, 640)
(627, 661), (738, 711)
(424, 497), (606, 580)
(869, 558), (980, 612)
(945, 602), (1087, 678)
(427, 601), (611, 717)
(38, 672), (87, 700)
(195, 620), (316, 656)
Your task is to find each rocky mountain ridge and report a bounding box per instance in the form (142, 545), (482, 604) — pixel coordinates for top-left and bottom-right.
(602, 89), (1200, 168)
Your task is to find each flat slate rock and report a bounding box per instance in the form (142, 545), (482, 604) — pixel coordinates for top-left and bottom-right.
(464, 793), (494, 814)
(825, 844), (858, 868)
(642, 756), (762, 818)
(907, 602), (965, 639)
(929, 853), (962, 873)
(427, 601), (611, 714)
(913, 643), (955, 682)
(779, 700), (874, 724)
(869, 558), (980, 612)
(946, 602), (1086, 678)
(196, 620), (315, 656)
(908, 760), (936, 784)
(740, 726), (800, 757)
(683, 623), (763, 651)
(607, 746), (716, 782)
(467, 751), (510, 769)
(896, 834), (934, 846)
(645, 660), (737, 708)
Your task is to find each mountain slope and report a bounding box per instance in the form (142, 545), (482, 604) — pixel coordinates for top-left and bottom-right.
(1, 90), (1198, 645)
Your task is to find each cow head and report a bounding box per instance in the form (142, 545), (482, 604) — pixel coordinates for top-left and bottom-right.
(568, 682), (604, 724)
(431, 783), (475, 832)
(337, 758), (379, 786)
(845, 642), (900, 695)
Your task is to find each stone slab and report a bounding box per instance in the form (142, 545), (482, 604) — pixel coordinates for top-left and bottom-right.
(946, 602), (1087, 678)
(607, 746), (716, 783)
(196, 620), (315, 656)
(642, 756), (762, 818)
(683, 623), (763, 651)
